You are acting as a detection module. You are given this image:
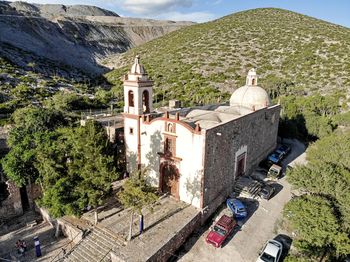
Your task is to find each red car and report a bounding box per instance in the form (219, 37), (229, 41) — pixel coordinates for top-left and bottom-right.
(206, 214), (237, 248)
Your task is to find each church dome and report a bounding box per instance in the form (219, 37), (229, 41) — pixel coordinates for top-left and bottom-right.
(229, 69), (271, 111)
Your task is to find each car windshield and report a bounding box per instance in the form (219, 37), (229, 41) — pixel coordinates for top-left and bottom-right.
(213, 225), (227, 236)
(261, 252), (275, 262)
(261, 188), (268, 194)
(269, 169), (278, 175)
(237, 208), (246, 212)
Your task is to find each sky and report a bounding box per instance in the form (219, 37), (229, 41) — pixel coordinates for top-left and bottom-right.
(10, 0), (350, 27)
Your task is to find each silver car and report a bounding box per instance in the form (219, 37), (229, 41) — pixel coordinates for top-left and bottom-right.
(257, 239), (283, 262)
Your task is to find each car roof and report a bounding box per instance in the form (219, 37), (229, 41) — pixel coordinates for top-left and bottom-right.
(270, 164), (282, 171)
(217, 214), (234, 226)
(264, 240), (282, 256)
(229, 199), (245, 208)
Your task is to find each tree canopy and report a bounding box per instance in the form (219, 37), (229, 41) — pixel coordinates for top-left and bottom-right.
(1, 107), (118, 218)
(36, 121), (117, 218)
(285, 130), (350, 260)
(284, 195), (350, 258)
(1, 107), (67, 186)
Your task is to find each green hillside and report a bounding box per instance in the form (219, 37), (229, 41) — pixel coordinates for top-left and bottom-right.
(105, 8), (350, 107)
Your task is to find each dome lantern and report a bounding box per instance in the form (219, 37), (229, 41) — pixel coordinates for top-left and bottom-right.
(246, 68), (258, 86)
(230, 69), (271, 112)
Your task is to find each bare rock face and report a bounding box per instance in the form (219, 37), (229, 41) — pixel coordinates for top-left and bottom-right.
(8, 1), (119, 17)
(0, 1), (193, 75)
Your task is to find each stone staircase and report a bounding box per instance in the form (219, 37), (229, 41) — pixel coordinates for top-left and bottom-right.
(64, 226), (126, 262)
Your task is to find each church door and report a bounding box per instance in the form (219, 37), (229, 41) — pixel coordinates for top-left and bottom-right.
(160, 163), (179, 199)
(236, 153), (246, 177)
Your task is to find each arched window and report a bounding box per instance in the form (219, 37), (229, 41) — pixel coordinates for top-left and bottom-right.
(142, 90), (150, 113)
(128, 90), (134, 107)
(251, 78), (255, 85)
(167, 123), (174, 133)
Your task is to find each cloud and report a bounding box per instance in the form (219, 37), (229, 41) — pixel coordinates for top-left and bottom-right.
(7, 0), (213, 22)
(156, 11), (216, 23)
(121, 0), (193, 15)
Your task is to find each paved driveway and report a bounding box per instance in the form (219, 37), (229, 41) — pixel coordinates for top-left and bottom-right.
(178, 139), (305, 262)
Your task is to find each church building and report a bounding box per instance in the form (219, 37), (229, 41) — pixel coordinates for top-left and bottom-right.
(123, 56), (280, 219)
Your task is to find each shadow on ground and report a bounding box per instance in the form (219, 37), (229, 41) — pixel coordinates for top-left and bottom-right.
(270, 183), (284, 200)
(273, 234), (292, 261)
(221, 198), (259, 248)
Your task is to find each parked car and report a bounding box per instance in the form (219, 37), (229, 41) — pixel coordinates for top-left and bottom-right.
(267, 164), (282, 180)
(226, 198), (247, 219)
(276, 144), (291, 156)
(268, 151), (283, 164)
(257, 239), (283, 262)
(259, 159), (273, 170)
(206, 215), (237, 248)
(259, 184), (275, 200)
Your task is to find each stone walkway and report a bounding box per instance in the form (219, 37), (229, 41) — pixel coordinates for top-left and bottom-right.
(75, 196), (200, 262)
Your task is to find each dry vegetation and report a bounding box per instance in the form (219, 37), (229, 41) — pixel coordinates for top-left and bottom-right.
(105, 8), (350, 107)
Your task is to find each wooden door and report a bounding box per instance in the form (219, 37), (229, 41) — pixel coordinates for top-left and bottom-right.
(161, 163), (179, 199)
(236, 153), (246, 176)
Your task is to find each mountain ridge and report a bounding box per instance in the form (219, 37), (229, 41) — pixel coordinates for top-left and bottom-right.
(2, 1), (119, 17)
(0, 1), (193, 75)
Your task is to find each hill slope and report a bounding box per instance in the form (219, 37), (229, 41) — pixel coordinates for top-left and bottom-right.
(105, 8), (350, 106)
(0, 1), (193, 75)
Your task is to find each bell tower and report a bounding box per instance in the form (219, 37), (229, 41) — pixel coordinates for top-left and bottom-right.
(123, 55), (153, 115)
(123, 55), (153, 172)
(246, 68), (258, 86)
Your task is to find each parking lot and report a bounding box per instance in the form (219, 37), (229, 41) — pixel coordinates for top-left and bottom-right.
(176, 139), (305, 262)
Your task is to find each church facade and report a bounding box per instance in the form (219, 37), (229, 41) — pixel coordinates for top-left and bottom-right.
(123, 56), (280, 219)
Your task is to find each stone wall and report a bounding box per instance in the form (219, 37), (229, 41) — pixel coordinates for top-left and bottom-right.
(0, 180), (23, 220)
(58, 217), (84, 244)
(110, 211), (202, 262)
(145, 212), (201, 261)
(27, 183), (42, 210)
(202, 105), (280, 220)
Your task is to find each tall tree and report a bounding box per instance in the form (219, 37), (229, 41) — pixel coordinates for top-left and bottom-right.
(1, 107), (67, 186)
(284, 195), (350, 259)
(285, 130), (350, 260)
(36, 121), (117, 220)
(117, 170), (158, 241)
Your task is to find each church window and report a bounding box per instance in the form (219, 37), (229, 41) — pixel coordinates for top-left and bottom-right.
(142, 90), (150, 113)
(129, 128), (134, 135)
(128, 90), (134, 107)
(164, 137), (175, 156)
(252, 78), (255, 85)
(167, 123), (174, 133)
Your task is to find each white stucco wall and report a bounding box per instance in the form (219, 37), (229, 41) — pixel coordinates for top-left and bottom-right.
(124, 117), (139, 172)
(139, 119), (204, 209)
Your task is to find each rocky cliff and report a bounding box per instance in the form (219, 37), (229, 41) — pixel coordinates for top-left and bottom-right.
(0, 1), (193, 75)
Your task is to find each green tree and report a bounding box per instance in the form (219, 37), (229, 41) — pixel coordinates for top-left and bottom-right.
(36, 121), (117, 220)
(117, 170), (158, 241)
(1, 107), (67, 186)
(284, 195), (350, 259)
(285, 131), (350, 260)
